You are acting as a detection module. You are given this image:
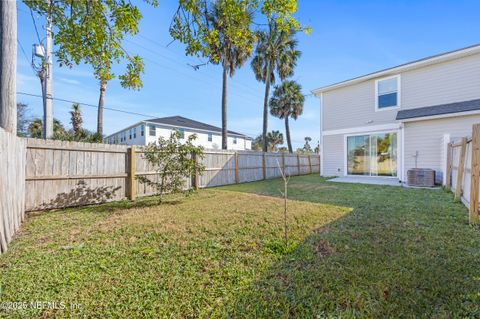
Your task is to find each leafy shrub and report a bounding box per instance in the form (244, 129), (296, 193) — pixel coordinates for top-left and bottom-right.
(138, 131), (205, 203)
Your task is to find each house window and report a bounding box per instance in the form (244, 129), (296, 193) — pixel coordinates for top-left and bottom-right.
(141, 125), (144, 136)
(149, 125), (156, 136)
(233, 137), (237, 144)
(129, 129), (132, 140)
(178, 128), (185, 139)
(346, 132), (397, 177)
(133, 127), (137, 139)
(376, 76), (400, 109)
(208, 133), (213, 142)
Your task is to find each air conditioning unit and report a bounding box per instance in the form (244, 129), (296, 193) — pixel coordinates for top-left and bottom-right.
(407, 168), (435, 187)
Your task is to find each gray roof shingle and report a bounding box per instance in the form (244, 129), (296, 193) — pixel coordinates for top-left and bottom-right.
(396, 99), (480, 120)
(146, 116), (251, 139)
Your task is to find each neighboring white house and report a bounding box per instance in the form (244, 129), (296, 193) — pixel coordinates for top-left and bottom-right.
(104, 116), (252, 150)
(313, 44), (480, 184)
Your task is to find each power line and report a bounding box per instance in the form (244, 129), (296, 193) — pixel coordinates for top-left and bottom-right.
(17, 91), (160, 119)
(17, 40), (36, 76)
(129, 36), (262, 96)
(30, 8), (43, 45)
(16, 92), (316, 142)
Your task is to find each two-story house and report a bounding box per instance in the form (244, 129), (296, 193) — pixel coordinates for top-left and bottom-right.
(104, 116), (252, 150)
(313, 44), (480, 184)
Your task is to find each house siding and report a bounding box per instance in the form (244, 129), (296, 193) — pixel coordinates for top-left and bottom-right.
(323, 134), (344, 176)
(322, 53), (480, 132)
(403, 114), (480, 182)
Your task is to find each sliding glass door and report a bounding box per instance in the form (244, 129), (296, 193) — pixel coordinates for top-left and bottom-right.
(347, 132), (397, 177)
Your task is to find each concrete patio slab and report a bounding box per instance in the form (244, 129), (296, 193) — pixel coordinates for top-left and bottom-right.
(328, 176), (402, 187)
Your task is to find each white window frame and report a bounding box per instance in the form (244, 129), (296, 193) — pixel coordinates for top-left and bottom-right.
(149, 125), (156, 136)
(208, 133), (213, 142)
(375, 74), (401, 112)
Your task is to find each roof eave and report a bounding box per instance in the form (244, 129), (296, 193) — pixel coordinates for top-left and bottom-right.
(312, 44), (480, 96)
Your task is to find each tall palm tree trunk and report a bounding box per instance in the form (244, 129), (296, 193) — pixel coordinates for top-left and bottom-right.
(285, 116), (293, 153)
(221, 64), (228, 150)
(97, 80), (107, 136)
(262, 64), (271, 152)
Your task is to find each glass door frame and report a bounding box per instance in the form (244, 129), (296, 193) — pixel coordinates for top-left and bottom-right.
(344, 130), (400, 178)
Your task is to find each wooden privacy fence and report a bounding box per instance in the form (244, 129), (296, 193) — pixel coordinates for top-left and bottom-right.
(0, 128), (26, 254)
(446, 123), (480, 224)
(24, 138), (320, 211)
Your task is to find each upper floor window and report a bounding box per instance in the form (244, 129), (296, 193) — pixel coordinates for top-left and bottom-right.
(233, 137), (237, 144)
(208, 133), (213, 142)
(141, 124), (144, 136)
(133, 127), (137, 139)
(376, 75), (400, 110)
(149, 125), (156, 136)
(129, 129), (132, 140)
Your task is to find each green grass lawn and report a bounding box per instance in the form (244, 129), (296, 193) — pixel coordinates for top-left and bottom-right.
(0, 175), (479, 318)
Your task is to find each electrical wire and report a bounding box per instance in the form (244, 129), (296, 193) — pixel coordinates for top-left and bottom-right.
(30, 8), (43, 45)
(16, 91), (315, 143)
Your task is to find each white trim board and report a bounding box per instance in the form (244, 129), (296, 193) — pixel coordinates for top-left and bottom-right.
(323, 123), (402, 136)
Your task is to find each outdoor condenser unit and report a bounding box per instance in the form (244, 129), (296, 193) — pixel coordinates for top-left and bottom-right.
(407, 168), (435, 187)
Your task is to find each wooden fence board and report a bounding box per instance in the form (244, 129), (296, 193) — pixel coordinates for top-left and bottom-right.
(0, 128), (26, 254)
(22, 138), (320, 211)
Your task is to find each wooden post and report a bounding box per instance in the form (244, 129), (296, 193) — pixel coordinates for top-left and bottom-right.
(454, 137), (467, 201)
(128, 146), (136, 200)
(297, 153), (301, 175)
(235, 152), (240, 184)
(470, 124), (480, 224)
(308, 155), (312, 174)
(191, 152), (198, 190)
(445, 142), (452, 189)
(262, 152), (266, 180)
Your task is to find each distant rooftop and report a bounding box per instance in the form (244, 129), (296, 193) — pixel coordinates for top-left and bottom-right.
(146, 116), (251, 139)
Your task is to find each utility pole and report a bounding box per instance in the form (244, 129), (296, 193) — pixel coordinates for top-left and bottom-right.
(43, 0), (53, 139)
(0, 0), (17, 134)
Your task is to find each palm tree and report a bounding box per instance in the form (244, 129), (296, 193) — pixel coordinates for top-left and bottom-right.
(269, 80), (305, 153)
(70, 103), (83, 137)
(28, 119), (43, 138)
(267, 130), (284, 152)
(251, 20), (301, 152)
(209, 1), (254, 149)
(28, 118), (66, 139)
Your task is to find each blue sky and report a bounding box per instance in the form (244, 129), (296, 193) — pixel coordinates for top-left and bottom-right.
(16, 0), (480, 148)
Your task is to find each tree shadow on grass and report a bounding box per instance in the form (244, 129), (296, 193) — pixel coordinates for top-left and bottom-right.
(218, 176), (480, 318)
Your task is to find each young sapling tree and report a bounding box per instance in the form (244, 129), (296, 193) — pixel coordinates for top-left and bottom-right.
(138, 131), (205, 203)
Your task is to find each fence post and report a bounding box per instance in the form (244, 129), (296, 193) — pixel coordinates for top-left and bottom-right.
(262, 152), (266, 180)
(297, 153), (301, 175)
(128, 146), (136, 200)
(308, 155), (312, 174)
(455, 137), (467, 201)
(235, 152), (240, 184)
(445, 142), (452, 189)
(470, 124), (480, 224)
(282, 152), (286, 174)
(192, 152), (198, 190)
